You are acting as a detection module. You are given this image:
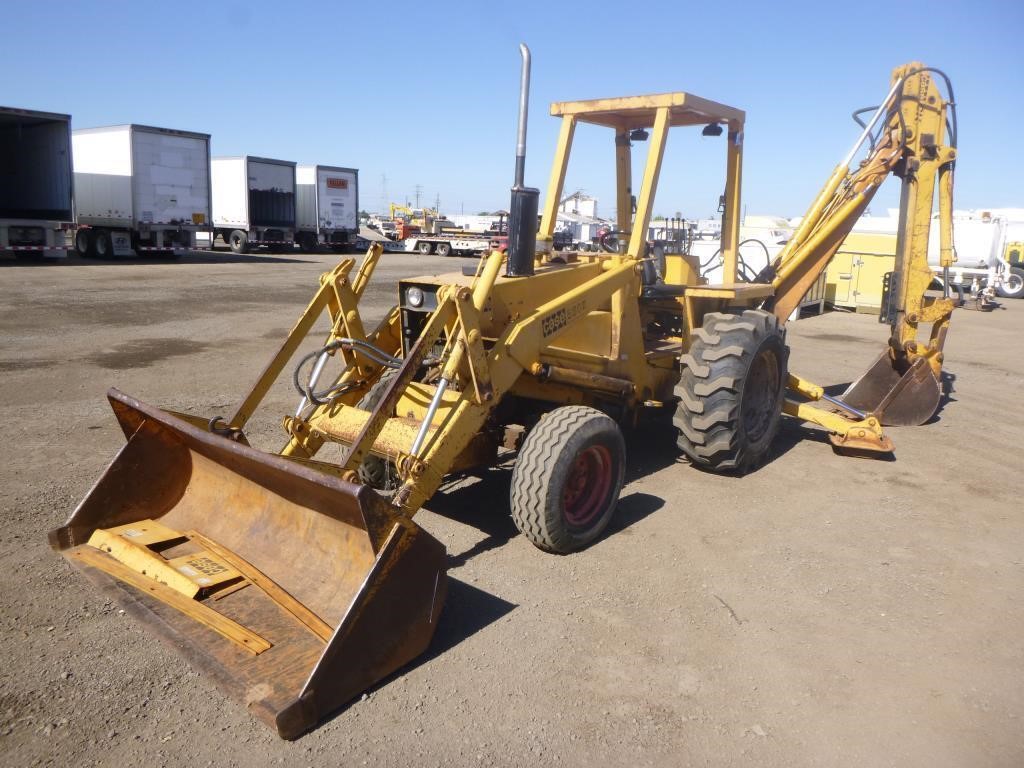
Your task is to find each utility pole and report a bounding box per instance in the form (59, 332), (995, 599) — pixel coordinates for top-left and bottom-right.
(414, 184), (423, 208)
(380, 174), (388, 214)
(434, 192), (441, 214)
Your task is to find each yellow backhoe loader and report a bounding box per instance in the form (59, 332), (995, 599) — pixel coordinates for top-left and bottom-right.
(51, 47), (958, 738)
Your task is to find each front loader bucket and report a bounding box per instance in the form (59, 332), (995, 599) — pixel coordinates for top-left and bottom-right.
(840, 351), (942, 426)
(49, 389), (447, 739)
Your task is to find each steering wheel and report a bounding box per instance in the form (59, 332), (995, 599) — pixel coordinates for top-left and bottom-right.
(598, 229), (629, 253)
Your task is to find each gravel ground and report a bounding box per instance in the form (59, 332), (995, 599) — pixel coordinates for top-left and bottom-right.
(1, 248), (1022, 767)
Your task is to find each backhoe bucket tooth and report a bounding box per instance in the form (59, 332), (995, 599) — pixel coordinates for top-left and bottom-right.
(841, 351), (942, 426)
(49, 388), (448, 740)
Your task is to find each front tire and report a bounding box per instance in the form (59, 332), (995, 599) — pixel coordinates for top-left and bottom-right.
(356, 368), (400, 492)
(674, 309), (788, 474)
(510, 406), (626, 554)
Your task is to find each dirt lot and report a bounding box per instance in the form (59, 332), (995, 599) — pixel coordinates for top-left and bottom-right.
(1, 249), (1022, 767)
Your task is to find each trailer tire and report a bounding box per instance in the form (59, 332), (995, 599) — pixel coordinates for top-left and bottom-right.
(996, 267), (1024, 299)
(355, 368), (401, 492)
(74, 229), (95, 258)
(229, 230), (249, 254)
(416, 241), (433, 255)
(298, 232), (318, 254)
(510, 406), (626, 554)
(435, 242), (451, 257)
(674, 309), (788, 474)
(93, 230), (113, 259)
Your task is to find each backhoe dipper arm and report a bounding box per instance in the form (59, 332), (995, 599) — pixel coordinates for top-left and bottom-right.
(765, 64), (956, 329)
(765, 63), (958, 432)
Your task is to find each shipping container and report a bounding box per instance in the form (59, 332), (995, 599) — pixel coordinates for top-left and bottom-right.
(295, 164), (358, 252)
(211, 156), (296, 253)
(72, 124), (211, 257)
(0, 106), (73, 258)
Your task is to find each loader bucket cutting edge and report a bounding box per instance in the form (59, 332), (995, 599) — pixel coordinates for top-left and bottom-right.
(49, 388), (448, 740)
(840, 351), (942, 427)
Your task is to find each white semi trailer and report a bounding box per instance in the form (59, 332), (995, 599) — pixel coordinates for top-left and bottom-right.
(0, 107), (74, 258)
(212, 156), (296, 253)
(72, 124), (211, 257)
(295, 164), (358, 253)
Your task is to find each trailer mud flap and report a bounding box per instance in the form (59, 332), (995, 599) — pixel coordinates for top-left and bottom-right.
(49, 389), (447, 740)
(840, 351), (941, 426)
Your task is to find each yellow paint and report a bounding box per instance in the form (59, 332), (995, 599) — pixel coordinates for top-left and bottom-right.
(88, 526), (200, 598)
(71, 547), (271, 655)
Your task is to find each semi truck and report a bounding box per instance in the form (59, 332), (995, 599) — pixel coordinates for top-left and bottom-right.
(403, 230), (496, 257)
(295, 164), (358, 253)
(72, 124), (211, 257)
(0, 107), (74, 258)
(212, 156), (296, 254)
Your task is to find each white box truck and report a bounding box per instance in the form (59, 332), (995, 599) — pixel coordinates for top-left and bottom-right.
(211, 156), (296, 253)
(295, 164), (358, 252)
(0, 107), (74, 258)
(72, 124), (211, 257)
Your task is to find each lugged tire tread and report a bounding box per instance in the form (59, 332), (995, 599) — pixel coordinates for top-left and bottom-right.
(694, 375), (739, 397)
(679, 353), (710, 378)
(676, 387), (704, 415)
(674, 309), (788, 474)
(691, 327), (721, 345)
(700, 344), (747, 362)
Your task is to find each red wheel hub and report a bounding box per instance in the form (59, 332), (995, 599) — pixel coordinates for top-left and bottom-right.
(562, 444), (613, 528)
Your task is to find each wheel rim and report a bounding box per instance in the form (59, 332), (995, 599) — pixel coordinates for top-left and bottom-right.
(741, 346), (780, 443)
(562, 444), (613, 528)
(1006, 274), (1024, 294)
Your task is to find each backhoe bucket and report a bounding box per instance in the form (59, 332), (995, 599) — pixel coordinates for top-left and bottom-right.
(840, 351), (942, 426)
(49, 389), (447, 740)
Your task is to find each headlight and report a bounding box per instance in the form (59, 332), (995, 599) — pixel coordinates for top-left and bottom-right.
(407, 286), (425, 308)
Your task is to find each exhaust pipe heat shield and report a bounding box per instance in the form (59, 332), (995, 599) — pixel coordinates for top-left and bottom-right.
(49, 389), (448, 739)
(841, 352), (941, 426)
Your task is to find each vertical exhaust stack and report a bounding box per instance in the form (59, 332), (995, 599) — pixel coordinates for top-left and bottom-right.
(506, 43), (539, 278)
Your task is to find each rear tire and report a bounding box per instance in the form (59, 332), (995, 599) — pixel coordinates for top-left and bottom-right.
(416, 241), (433, 255)
(996, 267), (1024, 299)
(229, 230), (249, 254)
(434, 241), (451, 257)
(510, 406), (626, 554)
(298, 232), (318, 253)
(74, 229), (94, 258)
(674, 309), (788, 474)
(93, 230), (113, 259)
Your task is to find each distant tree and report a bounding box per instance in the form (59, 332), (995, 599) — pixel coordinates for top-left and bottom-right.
(477, 211), (491, 216)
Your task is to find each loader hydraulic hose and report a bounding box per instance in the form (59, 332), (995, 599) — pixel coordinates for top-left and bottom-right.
(292, 339), (403, 407)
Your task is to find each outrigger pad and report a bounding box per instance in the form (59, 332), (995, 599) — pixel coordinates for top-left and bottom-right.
(50, 389), (448, 739)
(841, 352), (941, 427)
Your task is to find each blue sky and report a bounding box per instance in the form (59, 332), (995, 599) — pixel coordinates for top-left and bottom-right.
(4, 0), (1021, 219)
